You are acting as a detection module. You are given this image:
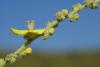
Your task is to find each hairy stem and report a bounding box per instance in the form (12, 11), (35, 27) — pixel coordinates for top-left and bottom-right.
(0, 40), (33, 67)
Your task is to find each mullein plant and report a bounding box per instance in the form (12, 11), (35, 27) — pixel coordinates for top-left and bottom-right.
(0, 0), (100, 67)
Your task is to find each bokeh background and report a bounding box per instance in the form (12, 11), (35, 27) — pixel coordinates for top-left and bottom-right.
(0, 0), (100, 67)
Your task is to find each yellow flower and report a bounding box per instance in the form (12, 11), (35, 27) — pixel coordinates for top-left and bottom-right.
(11, 21), (55, 40)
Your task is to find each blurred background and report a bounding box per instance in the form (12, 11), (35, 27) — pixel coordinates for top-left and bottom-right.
(0, 0), (100, 67)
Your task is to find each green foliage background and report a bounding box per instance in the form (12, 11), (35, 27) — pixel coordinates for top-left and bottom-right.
(1, 51), (99, 67)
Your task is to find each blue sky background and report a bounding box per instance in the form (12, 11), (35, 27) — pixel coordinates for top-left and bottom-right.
(0, 0), (100, 53)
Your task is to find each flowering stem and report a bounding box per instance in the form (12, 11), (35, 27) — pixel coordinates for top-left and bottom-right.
(0, 40), (33, 67)
(0, 0), (100, 67)
(14, 40), (33, 55)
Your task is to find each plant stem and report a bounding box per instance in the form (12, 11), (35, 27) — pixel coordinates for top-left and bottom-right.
(0, 40), (33, 67)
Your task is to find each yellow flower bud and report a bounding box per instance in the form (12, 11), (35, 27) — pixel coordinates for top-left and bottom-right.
(68, 13), (80, 22)
(95, 0), (100, 3)
(72, 3), (82, 12)
(61, 9), (68, 17)
(25, 47), (32, 54)
(56, 11), (65, 21)
(85, 0), (99, 9)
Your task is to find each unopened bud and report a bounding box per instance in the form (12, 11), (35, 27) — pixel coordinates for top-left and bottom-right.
(68, 13), (80, 22)
(25, 47), (32, 54)
(61, 9), (68, 17)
